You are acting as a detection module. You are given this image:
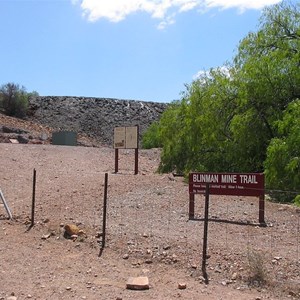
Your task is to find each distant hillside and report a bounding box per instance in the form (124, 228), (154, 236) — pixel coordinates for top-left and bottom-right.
(28, 96), (168, 146)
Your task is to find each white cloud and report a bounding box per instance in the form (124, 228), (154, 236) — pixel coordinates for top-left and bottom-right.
(193, 66), (231, 81)
(204, 0), (281, 11)
(74, 0), (281, 28)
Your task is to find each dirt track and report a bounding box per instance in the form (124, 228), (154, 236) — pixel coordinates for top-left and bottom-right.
(0, 143), (300, 299)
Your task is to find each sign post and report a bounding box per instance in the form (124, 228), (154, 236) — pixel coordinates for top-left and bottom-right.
(189, 172), (265, 225)
(189, 193), (195, 220)
(202, 183), (210, 284)
(115, 149), (119, 173)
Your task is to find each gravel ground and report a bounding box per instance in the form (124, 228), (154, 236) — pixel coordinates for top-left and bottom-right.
(0, 143), (300, 300)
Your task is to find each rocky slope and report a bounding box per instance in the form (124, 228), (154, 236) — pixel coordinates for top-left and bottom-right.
(28, 96), (168, 146)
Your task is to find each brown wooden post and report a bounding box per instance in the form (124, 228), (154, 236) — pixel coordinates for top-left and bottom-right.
(259, 194), (266, 226)
(114, 148), (119, 173)
(134, 148), (138, 175)
(134, 125), (139, 175)
(189, 193), (195, 220)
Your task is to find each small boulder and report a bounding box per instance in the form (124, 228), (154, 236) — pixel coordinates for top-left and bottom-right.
(178, 283), (187, 290)
(64, 224), (80, 235)
(126, 276), (149, 290)
(64, 224), (86, 236)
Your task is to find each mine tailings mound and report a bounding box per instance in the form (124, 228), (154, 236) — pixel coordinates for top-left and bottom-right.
(28, 96), (168, 146)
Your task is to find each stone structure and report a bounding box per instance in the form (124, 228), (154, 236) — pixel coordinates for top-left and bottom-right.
(28, 96), (168, 146)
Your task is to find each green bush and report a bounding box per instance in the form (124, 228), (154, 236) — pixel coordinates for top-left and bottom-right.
(0, 82), (30, 118)
(141, 122), (162, 149)
(294, 195), (300, 207)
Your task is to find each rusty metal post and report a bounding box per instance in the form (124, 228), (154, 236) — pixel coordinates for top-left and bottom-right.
(102, 173), (108, 249)
(202, 183), (210, 284)
(31, 168), (37, 228)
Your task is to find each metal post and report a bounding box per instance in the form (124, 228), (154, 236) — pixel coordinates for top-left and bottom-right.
(31, 168), (36, 228)
(0, 189), (13, 219)
(102, 173), (108, 249)
(202, 183), (209, 284)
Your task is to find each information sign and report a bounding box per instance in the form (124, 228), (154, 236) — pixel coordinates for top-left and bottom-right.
(114, 126), (138, 149)
(189, 172), (264, 197)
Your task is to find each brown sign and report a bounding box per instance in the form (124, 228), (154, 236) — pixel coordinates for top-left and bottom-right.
(189, 173), (264, 197)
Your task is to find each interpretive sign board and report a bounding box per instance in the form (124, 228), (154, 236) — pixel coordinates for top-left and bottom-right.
(114, 127), (126, 148)
(189, 172), (265, 224)
(189, 173), (264, 197)
(114, 126), (138, 149)
(113, 126), (139, 174)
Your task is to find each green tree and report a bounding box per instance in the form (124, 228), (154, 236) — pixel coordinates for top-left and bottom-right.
(0, 82), (30, 118)
(157, 100), (189, 173)
(180, 66), (239, 173)
(143, 1), (300, 201)
(232, 0), (300, 171)
(264, 100), (300, 202)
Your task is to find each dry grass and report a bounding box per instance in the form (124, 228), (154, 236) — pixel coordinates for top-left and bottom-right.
(247, 250), (267, 286)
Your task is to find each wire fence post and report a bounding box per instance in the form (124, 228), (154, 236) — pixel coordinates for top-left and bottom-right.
(30, 168), (37, 228)
(100, 173), (108, 253)
(202, 183), (210, 284)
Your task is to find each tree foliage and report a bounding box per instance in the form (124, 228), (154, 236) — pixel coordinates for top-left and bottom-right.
(264, 100), (300, 201)
(141, 121), (162, 149)
(142, 1), (300, 202)
(0, 82), (36, 118)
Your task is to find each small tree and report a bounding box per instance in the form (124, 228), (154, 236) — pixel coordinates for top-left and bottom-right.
(0, 82), (29, 118)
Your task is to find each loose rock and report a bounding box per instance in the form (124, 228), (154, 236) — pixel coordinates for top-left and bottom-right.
(126, 276), (149, 290)
(178, 283), (187, 290)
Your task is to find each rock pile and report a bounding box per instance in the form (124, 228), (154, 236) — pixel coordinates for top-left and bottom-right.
(0, 125), (46, 144)
(28, 96), (168, 146)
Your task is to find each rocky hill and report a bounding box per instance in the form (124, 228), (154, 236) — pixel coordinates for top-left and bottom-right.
(28, 96), (168, 146)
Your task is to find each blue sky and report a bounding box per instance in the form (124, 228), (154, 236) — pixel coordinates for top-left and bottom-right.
(0, 0), (283, 103)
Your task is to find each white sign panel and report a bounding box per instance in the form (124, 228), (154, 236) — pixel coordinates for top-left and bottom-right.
(125, 126), (138, 149)
(114, 127), (126, 149)
(114, 126), (138, 149)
